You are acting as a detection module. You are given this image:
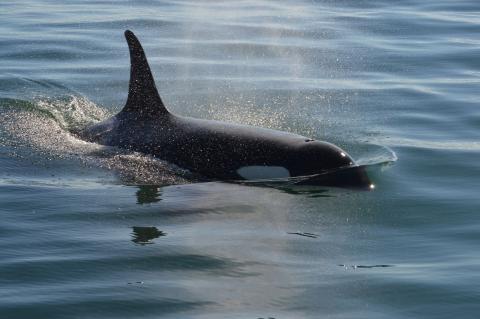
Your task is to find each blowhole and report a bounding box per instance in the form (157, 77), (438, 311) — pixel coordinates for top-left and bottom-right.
(304, 139), (315, 142)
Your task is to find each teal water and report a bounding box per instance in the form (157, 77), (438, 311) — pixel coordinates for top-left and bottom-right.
(1, 1), (479, 318)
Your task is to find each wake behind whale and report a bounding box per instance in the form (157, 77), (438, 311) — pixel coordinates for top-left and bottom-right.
(75, 30), (374, 190)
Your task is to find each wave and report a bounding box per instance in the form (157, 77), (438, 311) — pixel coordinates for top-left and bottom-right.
(0, 95), (192, 185)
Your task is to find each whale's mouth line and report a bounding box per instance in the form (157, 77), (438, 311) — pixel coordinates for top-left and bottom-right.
(229, 164), (374, 190)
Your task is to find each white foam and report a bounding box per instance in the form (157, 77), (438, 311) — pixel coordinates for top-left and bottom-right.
(0, 96), (191, 185)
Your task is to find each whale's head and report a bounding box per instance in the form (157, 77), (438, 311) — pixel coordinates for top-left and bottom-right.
(290, 140), (373, 190)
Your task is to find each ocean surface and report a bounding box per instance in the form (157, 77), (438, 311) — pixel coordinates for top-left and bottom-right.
(1, 0), (479, 318)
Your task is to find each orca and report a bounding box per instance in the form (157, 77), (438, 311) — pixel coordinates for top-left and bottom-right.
(77, 30), (373, 189)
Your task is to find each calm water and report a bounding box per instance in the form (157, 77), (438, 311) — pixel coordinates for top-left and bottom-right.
(1, 0), (479, 318)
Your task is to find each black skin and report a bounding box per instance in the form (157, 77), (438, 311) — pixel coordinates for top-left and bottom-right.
(77, 30), (372, 189)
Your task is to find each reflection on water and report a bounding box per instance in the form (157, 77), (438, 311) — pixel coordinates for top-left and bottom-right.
(136, 185), (162, 205)
(131, 226), (166, 245)
(274, 186), (331, 198)
(287, 232), (319, 238)
(338, 264), (394, 269)
(235, 179), (333, 197)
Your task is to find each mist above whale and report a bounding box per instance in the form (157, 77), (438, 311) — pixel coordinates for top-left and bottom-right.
(77, 30), (372, 189)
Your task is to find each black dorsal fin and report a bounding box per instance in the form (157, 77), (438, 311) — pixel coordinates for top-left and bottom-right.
(121, 30), (168, 116)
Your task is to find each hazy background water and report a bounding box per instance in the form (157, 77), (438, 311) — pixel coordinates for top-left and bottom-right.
(1, 0), (479, 318)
